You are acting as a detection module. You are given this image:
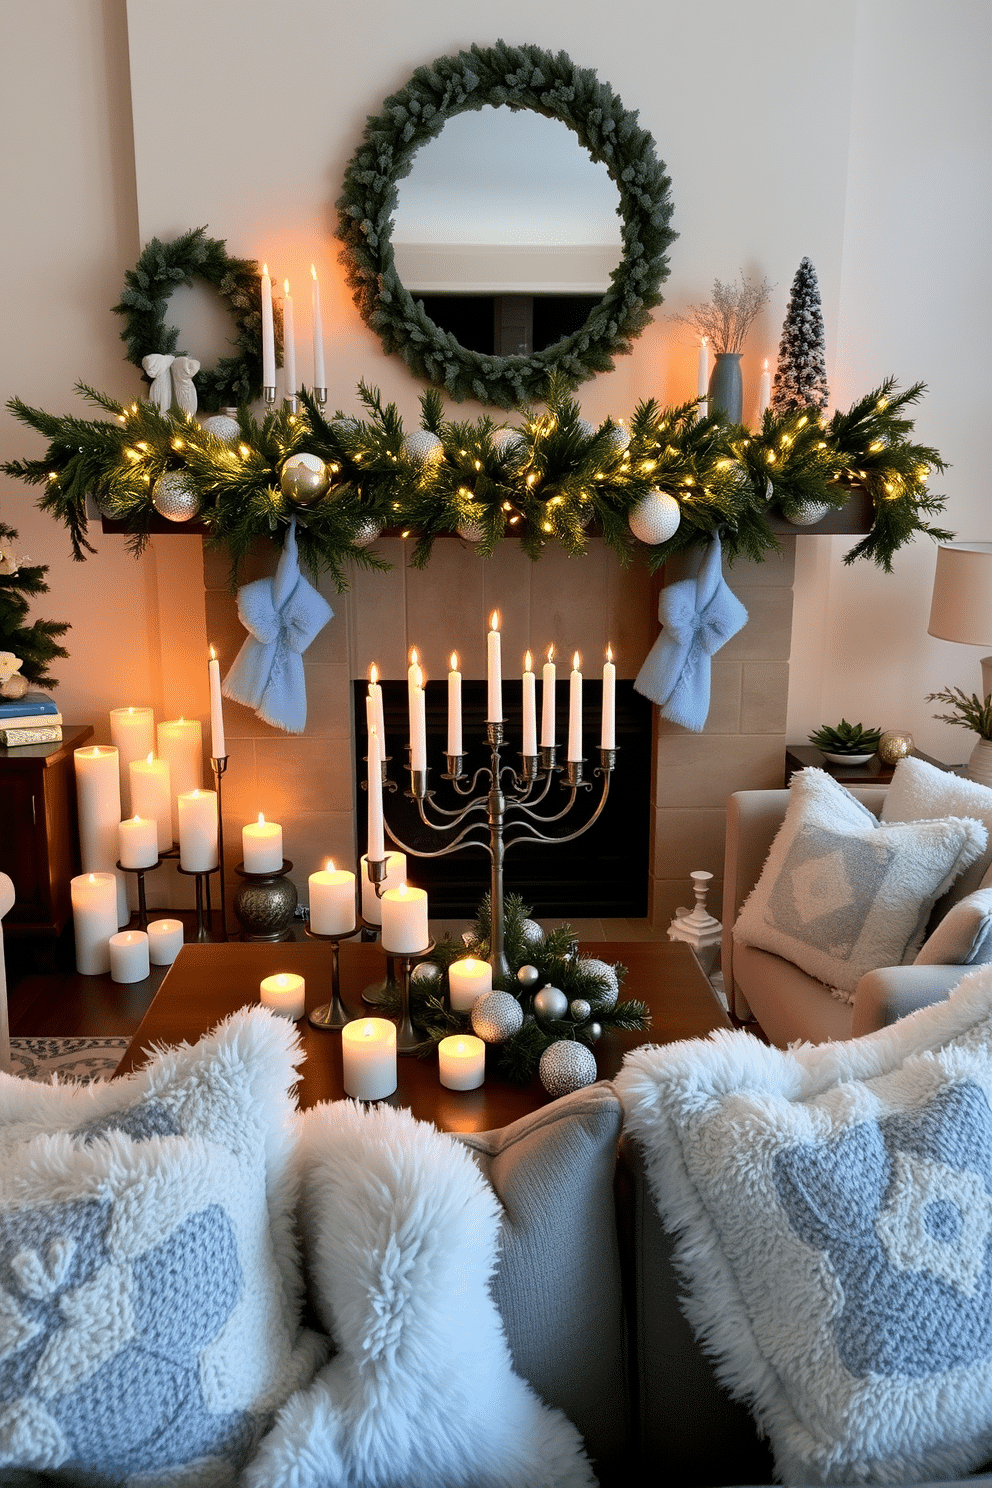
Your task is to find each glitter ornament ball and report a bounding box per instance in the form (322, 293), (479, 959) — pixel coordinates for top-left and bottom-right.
(456, 519), (485, 543)
(520, 918), (544, 948)
(152, 470), (201, 522)
(410, 960), (441, 987)
(576, 418), (596, 439)
(471, 990), (524, 1044)
(402, 429), (444, 468)
(280, 452), (330, 507)
(605, 421), (631, 452)
(533, 985), (568, 1021)
(201, 414), (240, 443)
(352, 515), (384, 548)
(577, 958), (619, 1008)
(516, 963), (541, 990)
(492, 428), (525, 466)
(539, 1040), (598, 1098)
(878, 729), (914, 765)
(786, 501), (831, 527)
(628, 490), (681, 545)
(569, 998), (592, 1023)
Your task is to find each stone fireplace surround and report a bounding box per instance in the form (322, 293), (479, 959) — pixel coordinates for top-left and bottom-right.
(201, 533), (794, 931)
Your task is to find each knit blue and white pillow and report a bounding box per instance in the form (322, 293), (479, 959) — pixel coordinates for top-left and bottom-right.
(617, 966), (992, 1486)
(0, 1009), (325, 1484)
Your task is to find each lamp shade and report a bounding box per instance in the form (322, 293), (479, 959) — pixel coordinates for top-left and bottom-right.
(928, 543), (992, 645)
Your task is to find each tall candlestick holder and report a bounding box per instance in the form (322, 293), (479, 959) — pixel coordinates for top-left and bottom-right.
(116, 858), (163, 931)
(368, 723), (617, 981)
(210, 754), (229, 942)
(304, 921), (359, 1030)
(382, 939), (435, 1054)
(177, 864), (221, 942)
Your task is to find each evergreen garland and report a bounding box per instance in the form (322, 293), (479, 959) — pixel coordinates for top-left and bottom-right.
(0, 525), (69, 689)
(3, 374), (951, 580)
(336, 40), (677, 408)
(771, 257), (830, 414)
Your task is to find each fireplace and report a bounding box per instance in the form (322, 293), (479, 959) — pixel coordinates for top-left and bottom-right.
(353, 679), (652, 918)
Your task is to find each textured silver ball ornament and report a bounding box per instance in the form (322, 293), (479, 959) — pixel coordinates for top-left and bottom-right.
(492, 428), (525, 466)
(605, 421), (631, 452)
(587, 1022), (602, 1042)
(202, 414), (240, 443)
(516, 964), (541, 991)
(539, 1040), (598, 1098)
(569, 998), (592, 1023)
(786, 501), (831, 527)
(352, 514), (384, 548)
(280, 452), (330, 507)
(520, 918), (544, 948)
(471, 990), (524, 1044)
(577, 958), (619, 1008)
(152, 469), (201, 522)
(628, 490), (681, 545)
(576, 418), (596, 439)
(533, 985), (568, 1021)
(410, 960), (441, 986)
(402, 429), (444, 468)
(456, 518), (485, 543)
(331, 417), (358, 436)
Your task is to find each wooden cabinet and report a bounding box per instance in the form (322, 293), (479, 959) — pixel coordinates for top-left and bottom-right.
(0, 724), (93, 937)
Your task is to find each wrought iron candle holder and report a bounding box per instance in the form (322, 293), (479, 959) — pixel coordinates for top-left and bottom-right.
(177, 863), (221, 943)
(210, 754), (229, 942)
(304, 921), (359, 1030)
(116, 857), (163, 931)
(383, 938), (435, 1055)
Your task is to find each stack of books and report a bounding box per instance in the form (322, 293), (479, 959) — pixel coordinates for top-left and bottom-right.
(0, 691), (63, 746)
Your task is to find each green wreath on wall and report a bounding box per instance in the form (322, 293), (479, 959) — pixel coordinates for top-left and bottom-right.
(336, 40), (677, 408)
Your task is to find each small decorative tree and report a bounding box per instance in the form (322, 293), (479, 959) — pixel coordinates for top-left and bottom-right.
(0, 523), (69, 695)
(771, 257), (830, 414)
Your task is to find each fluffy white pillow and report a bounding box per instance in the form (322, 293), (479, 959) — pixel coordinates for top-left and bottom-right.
(733, 767), (987, 992)
(883, 754), (992, 902)
(915, 886), (992, 966)
(617, 965), (992, 1485)
(244, 1100), (595, 1488)
(0, 1009), (325, 1483)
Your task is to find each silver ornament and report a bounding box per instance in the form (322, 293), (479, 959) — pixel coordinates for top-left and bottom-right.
(411, 960), (441, 986)
(352, 514), (384, 548)
(280, 452), (330, 507)
(402, 429), (444, 468)
(576, 418), (596, 439)
(492, 428), (525, 466)
(533, 985), (568, 1021)
(520, 918), (544, 947)
(786, 500), (831, 527)
(516, 963), (541, 990)
(331, 417), (357, 436)
(587, 1022), (602, 1042)
(202, 414), (240, 443)
(471, 990), (524, 1044)
(605, 421), (631, 452)
(577, 957), (619, 1009)
(539, 1039), (598, 1098)
(569, 998), (591, 1023)
(457, 519), (485, 543)
(628, 490), (680, 545)
(152, 469), (200, 522)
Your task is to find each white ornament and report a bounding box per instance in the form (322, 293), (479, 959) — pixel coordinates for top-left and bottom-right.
(353, 515), (384, 548)
(471, 990), (524, 1044)
(786, 501), (831, 526)
(533, 985), (568, 1021)
(142, 353), (175, 412)
(539, 1040), (598, 1098)
(411, 960), (441, 986)
(457, 519), (485, 543)
(520, 918), (544, 947)
(569, 998), (591, 1022)
(152, 470), (200, 522)
(628, 490), (681, 545)
(577, 957), (620, 1008)
(605, 421), (631, 452)
(202, 414), (240, 443)
(576, 418), (596, 439)
(171, 356), (200, 416)
(402, 429), (444, 468)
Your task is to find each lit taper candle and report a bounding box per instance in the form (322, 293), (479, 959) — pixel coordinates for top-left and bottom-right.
(367, 727), (385, 862)
(207, 646), (226, 759)
(447, 652), (462, 757)
(282, 279), (296, 400)
(408, 649), (426, 771)
(261, 265), (275, 389)
(541, 645), (556, 748)
(487, 611), (503, 722)
(311, 264), (326, 389)
(758, 358), (771, 419)
(568, 651), (583, 762)
(522, 651), (537, 756)
(601, 644), (616, 749)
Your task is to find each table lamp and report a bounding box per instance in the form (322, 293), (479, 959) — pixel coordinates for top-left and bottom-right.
(927, 541), (992, 702)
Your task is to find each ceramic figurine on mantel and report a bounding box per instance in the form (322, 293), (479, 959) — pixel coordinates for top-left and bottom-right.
(667, 870), (722, 980)
(672, 271), (771, 423)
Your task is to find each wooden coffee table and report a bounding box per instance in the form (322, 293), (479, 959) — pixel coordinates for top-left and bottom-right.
(114, 938), (729, 1134)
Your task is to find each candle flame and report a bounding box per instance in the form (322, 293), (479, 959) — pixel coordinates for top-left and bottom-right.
(276, 975), (288, 989)
(398, 882), (408, 898)
(701, 335), (708, 346)
(310, 263), (318, 280)
(209, 644), (217, 660)
(263, 262), (269, 276)
(410, 647), (419, 667)
(456, 1039), (466, 1055)
(490, 610), (500, 631)
(88, 874), (96, 884)
(450, 651), (458, 672)
(128, 706), (135, 714)
(369, 662), (378, 685)
(362, 1021), (375, 1039)
(325, 858), (335, 873)
(547, 644), (555, 663)
(146, 752), (154, 764)
(573, 652), (581, 670)
(606, 643), (614, 663)
(283, 279), (290, 295)
(525, 650), (533, 671)
(763, 358), (769, 371)
(257, 812), (265, 826)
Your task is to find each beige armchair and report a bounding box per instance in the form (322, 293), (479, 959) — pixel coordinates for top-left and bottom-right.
(721, 788), (969, 1048)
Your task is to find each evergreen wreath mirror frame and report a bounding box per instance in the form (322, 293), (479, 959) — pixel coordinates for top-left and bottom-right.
(336, 40), (677, 409)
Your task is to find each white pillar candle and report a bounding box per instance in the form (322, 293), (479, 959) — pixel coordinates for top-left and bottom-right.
(367, 728), (385, 862)
(697, 336), (709, 416)
(447, 652), (462, 757)
(118, 815), (158, 870)
(109, 706), (154, 817)
(311, 263), (326, 388)
(368, 663), (385, 743)
(757, 358), (771, 419)
(70, 871), (118, 975)
(522, 652), (537, 756)
(342, 1017), (397, 1100)
(207, 648), (226, 759)
(407, 650), (427, 771)
(74, 745), (127, 926)
(260, 971), (306, 1021)
(282, 279), (296, 398)
(568, 652), (583, 762)
(242, 813), (283, 874)
(147, 917), (184, 965)
(448, 956), (492, 1013)
(601, 644), (616, 750)
(261, 265), (275, 388)
(178, 789), (219, 872)
(157, 718), (202, 843)
(487, 611), (503, 722)
(109, 929), (150, 984)
(381, 882), (429, 954)
(360, 850), (406, 925)
(309, 860), (356, 935)
(438, 1034), (486, 1091)
(541, 646), (556, 748)
(130, 753), (172, 853)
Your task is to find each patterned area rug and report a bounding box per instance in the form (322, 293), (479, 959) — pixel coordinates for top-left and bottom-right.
(8, 1036), (130, 1083)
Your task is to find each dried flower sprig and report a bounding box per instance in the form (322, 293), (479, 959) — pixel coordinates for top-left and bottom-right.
(672, 271), (772, 354)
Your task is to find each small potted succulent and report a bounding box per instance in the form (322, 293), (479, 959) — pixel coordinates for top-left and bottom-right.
(808, 719), (882, 766)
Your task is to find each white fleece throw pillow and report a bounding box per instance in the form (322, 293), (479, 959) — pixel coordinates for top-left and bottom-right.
(616, 965), (992, 1485)
(733, 766), (987, 992)
(0, 1009), (325, 1484)
(882, 754), (992, 901)
(244, 1100), (595, 1488)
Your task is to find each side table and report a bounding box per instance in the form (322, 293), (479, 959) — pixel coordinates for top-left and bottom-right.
(0, 724), (93, 937)
(784, 744), (949, 787)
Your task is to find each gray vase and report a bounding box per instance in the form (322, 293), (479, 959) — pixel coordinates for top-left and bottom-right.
(708, 352), (743, 423)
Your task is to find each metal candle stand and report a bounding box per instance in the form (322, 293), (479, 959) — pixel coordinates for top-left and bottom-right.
(116, 857), (165, 931)
(385, 938), (435, 1055)
(176, 863), (221, 943)
(210, 754), (229, 941)
(304, 921), (360, 1030)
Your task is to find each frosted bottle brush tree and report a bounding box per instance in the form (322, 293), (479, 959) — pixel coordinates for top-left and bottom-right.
(772, 257), (830, 414)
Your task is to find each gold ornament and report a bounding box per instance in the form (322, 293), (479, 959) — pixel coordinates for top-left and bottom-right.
(280, 452), (330, 507)
(878, 729), (914, 765)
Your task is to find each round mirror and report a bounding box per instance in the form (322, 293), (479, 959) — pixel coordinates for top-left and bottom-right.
(336, 42), (676, 407)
